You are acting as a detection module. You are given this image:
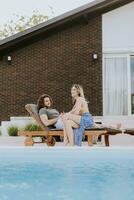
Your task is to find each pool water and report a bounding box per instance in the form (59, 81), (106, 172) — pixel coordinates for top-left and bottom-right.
(0, 148), (134, 200)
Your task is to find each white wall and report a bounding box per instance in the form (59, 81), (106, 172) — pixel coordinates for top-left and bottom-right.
(102, 2), (134, 53)
(1, 117), (34, 136)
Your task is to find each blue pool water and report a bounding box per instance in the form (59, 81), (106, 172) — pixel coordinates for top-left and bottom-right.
(0, 148), (134, 200)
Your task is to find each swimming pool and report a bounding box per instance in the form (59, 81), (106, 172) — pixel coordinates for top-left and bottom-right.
(0, 147), (134, 200)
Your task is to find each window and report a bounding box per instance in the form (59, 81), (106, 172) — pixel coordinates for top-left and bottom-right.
(103, 54), (134, 116)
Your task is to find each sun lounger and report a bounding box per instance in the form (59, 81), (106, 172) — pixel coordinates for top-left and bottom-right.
(124, 129), (134, 135)
(18, 104), (121, 146)
(100, 127), (122, 146)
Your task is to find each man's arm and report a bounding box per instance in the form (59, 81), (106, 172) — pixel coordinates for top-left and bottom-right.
(40, 114), (58, 126)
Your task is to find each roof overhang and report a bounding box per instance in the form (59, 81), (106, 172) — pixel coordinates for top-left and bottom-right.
(0, 0), (133, 54)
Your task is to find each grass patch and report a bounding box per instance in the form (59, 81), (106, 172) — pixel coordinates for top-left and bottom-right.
(8, 126), (19, 136)
(24, 124), (43, 131)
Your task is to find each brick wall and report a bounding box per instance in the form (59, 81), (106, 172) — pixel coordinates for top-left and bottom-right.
(0, 15), (102, 122)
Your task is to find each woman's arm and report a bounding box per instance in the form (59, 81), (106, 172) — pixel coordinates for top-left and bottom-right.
(69, 97), (82, 115)
(40, 114), (58, 126)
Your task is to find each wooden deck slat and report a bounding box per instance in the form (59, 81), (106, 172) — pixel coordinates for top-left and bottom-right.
(18, 130), (107, 137)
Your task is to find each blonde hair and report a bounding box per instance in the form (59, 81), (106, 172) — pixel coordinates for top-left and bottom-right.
(71, 84), (85, 104)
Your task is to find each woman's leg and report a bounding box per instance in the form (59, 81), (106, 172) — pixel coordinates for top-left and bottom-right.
(63, 119), (79, 146)
(63, 126), (69, 146)
(66, 114), (81, 125)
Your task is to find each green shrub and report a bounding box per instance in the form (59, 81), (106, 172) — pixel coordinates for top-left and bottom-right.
(0, 129), (1, 136)
(24, 124), (43, 131)
(8, 126), (19, 136)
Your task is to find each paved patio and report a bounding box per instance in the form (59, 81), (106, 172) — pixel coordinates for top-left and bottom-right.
(1, 134), (134, 147)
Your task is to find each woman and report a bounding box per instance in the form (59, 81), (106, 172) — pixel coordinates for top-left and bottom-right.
(61, 84), (94, 146)
(37, 94), (64, 130)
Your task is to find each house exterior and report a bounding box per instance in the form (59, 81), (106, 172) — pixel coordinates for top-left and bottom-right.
(102, 1), (134, 116)
(0, 0), (133, 123)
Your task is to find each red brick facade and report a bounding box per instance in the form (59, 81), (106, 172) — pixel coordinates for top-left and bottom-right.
(0, 15), (102, 122)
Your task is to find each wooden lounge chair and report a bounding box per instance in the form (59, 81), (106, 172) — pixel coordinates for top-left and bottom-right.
(19, 104), (57, 146)
(18, 104), (121, 146)
(100, 127), (122, 146)
(124, 129), (134, 135)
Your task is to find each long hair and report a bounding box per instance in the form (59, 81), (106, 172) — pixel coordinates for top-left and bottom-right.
(71, 84), (85, 104)
(37, 94), (53, 110)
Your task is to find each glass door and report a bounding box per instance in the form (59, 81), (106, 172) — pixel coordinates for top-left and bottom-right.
(103, 55), (128, 115)
(130, 55), (134, 114)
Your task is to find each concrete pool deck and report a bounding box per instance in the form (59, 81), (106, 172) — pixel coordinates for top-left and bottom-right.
(0, 133), (134, 147)
(0, 136), (91, 147)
